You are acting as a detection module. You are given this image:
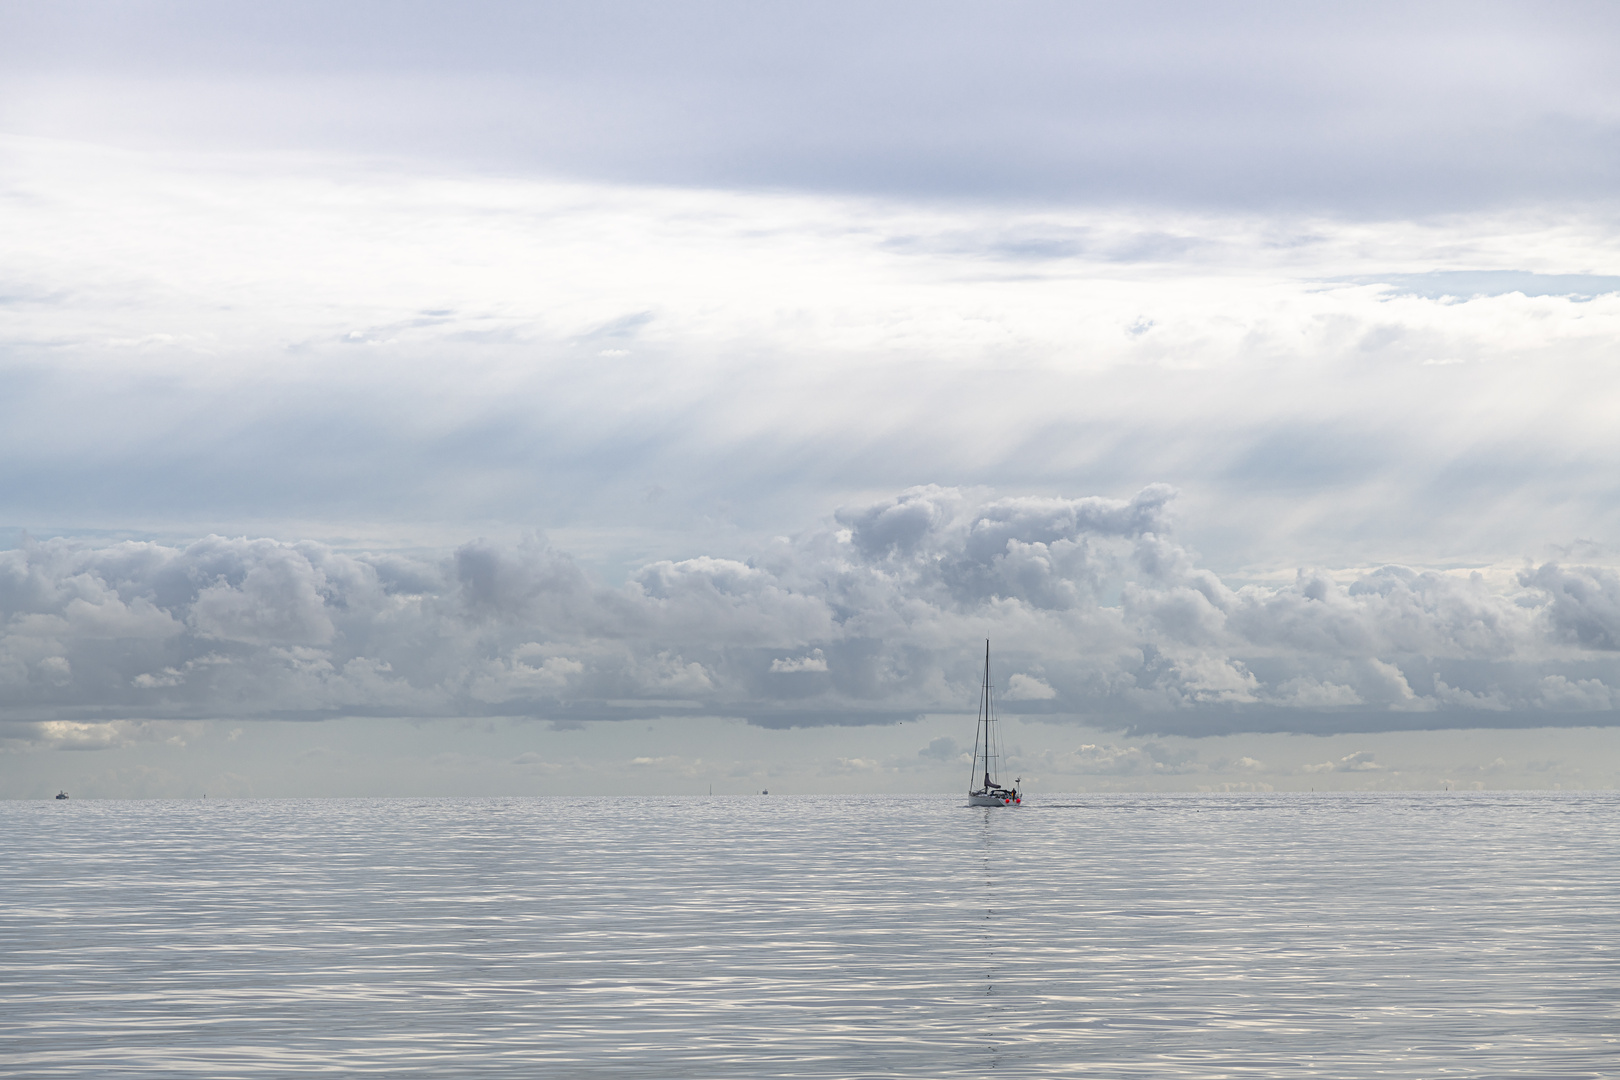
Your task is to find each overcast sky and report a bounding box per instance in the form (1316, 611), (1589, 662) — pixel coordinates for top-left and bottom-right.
(4, 1), (1620, 797)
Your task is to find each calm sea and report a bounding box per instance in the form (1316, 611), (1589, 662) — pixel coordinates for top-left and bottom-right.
(2, 793), (1615, 1078)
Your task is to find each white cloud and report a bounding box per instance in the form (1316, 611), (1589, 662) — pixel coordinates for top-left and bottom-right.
(1303, 751), (1386, 774)
(1267, 677), (1362, 708)
(1433, 679), (1510, 712)
(3, 487), (1620, 740)
(5, 136), (1620, 586)
(771, 651), (829, 673)
(468, 648), (583, 703)
(0, 718), (200, 752)
(1004, 673), (1056, 700)
(35, 655), (72, 687)
(1536, 675), (1614, 711)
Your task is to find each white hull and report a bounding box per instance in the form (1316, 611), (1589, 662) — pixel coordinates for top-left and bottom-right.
(969, 792), (1019, 806)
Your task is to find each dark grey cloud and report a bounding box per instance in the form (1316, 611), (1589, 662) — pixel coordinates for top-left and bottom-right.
(1522, 564), (1620, 651)
(3, 1), (1617, 212)
(4, 486), (1620, 751)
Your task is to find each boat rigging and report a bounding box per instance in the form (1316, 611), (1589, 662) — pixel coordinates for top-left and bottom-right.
(968, 641), (1021, 807)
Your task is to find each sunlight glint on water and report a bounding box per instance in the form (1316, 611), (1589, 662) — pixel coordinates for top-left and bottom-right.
(3, 793), (1616, 1077)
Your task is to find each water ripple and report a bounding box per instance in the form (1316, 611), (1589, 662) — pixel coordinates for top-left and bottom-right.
(2, 793), (1616, 1077)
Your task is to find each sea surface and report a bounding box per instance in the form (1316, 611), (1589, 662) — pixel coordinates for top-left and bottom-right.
(2, 792), (1616, 1078)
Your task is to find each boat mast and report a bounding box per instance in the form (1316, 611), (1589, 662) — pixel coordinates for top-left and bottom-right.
(968, 639), (997, 792)
(968, 642), (983, 793)
(983, 640), (996, 787)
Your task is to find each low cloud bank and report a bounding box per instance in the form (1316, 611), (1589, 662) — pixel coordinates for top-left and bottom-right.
(4, 485), (1620, 747)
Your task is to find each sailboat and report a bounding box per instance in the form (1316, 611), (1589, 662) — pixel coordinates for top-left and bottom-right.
(968, 641), (1021, 807)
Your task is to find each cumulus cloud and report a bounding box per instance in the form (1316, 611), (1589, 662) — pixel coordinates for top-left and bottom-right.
(1536, 675), (1614, 711)
(1004, 673), (1056, 700)
(1303, 751), (1386, 774)
(1520, 564), (1620, 650)
(771, 650), (829, 673)
(4, 487), (1620, 739)
(0, 718), (199, 752)
(1266, 676), (1362, 708)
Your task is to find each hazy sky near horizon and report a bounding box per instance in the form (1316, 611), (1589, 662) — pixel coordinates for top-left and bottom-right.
(4, 1), (1620, 796)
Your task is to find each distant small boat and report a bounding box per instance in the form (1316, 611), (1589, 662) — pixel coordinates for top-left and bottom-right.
(55, 790), (69, 800)
(967, 642), (1021, 807)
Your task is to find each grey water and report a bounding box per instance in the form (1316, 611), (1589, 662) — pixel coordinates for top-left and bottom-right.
(2, 793), (1615, 1078)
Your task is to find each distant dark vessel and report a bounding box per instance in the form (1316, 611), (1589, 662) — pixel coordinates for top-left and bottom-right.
(55, 790), (69, 800)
